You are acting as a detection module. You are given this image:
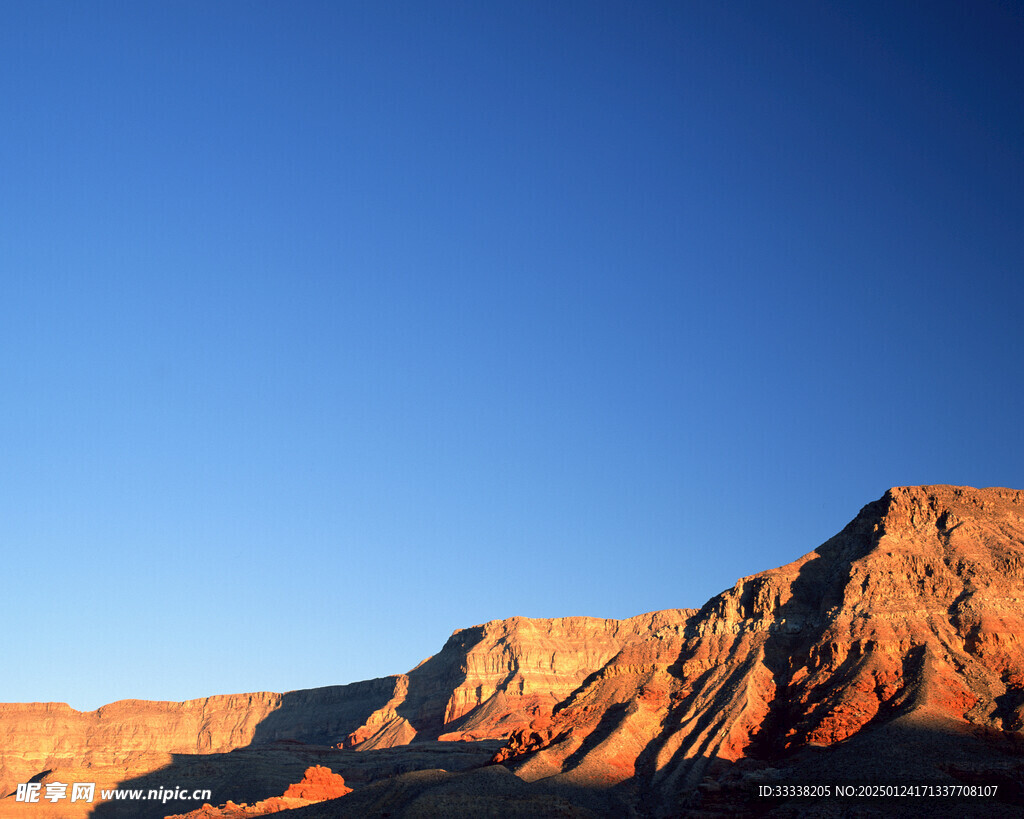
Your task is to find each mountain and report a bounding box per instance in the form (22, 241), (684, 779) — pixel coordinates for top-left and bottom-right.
(497, 484), (1024, 814)
(2, 485), (1023, 817)
(0, 613), (691, 816)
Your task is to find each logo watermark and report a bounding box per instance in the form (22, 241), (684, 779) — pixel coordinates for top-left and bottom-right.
(15, 782), (212, 804)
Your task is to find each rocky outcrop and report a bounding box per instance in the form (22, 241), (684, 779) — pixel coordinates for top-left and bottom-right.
(163, 765), (351, 818)
(280, 765), (351, 801)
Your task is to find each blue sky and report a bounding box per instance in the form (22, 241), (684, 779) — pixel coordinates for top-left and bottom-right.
(2, 1), (1021, 711)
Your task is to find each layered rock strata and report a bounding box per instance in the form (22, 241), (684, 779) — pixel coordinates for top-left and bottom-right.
(3, 485), (1023, 817)
(496, 485), (1024, 813)
(0, 611), (692, 810)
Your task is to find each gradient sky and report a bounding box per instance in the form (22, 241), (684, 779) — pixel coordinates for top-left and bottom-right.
(2, 1), (1022, 711)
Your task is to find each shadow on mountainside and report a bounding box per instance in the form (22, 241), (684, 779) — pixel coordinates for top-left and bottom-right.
(743, 498), (883, 758)
(629, 497), (886, 799)
(244, 624), (490, 751)
(253, 625), (495, 747)
(87, 739), (505, 818)
(279, 765), (636, 818)
(90, 625), (497, 817)
(95, 720), (1023, 819)
(624, 702), (1024, 818)
(393, 624), (487, 739)
(88, 745), (330, 818)
(247, 680), (397, 747)
(558, 702), (631, 773)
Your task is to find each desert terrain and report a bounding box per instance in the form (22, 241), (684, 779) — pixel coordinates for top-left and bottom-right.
(3, 485), (1023, 816)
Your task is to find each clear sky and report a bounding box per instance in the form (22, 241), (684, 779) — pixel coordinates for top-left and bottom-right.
(2, 1), (1021, 711)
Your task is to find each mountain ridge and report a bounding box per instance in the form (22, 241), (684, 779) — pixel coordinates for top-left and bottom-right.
(3, 485), (1023, 816)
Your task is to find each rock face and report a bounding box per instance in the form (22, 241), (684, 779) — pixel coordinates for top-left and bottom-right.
(3, 485), (1024, 817)
(346, 609), (694, 749)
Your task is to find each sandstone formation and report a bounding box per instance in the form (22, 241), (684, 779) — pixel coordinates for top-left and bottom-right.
(345, 609), (694, 749)
(2, 485), (1024, 817)
(163, 765), (351, 818)
(0, 612), (691, 815)
(495, 485), (1024, 814)
(280, 765), (351, 801)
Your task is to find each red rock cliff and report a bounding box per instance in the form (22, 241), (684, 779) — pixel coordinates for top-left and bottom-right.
(498, 485), (1024, 806)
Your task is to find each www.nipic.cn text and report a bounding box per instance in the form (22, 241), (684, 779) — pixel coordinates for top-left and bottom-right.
(15, 782), (212, 804)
